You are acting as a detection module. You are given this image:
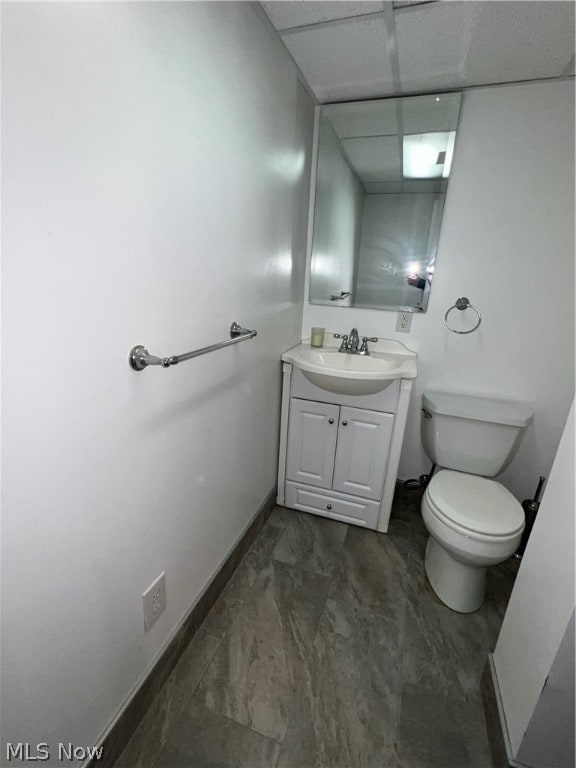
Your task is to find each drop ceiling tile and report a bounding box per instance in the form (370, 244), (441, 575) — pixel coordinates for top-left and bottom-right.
(396, 2), (481, 92)
(324, 100), (399, 138)
(261, 2), (385, 32)
(341, 136), (401, 182)
(396, 1), (576, 94)
(463, 2), (576, 86)
(282, 16), (395, 103)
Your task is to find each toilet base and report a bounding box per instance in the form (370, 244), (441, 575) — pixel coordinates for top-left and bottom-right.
(425, 537), (486, 613)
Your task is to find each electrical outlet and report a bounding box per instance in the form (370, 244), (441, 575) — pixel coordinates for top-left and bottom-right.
(142, 572), (167, 632)
(396, 311), (412, 333)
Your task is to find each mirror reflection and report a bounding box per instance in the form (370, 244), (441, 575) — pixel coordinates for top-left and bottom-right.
(309, 92), (462, 312)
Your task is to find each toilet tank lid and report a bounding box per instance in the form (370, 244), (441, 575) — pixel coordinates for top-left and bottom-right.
(422, 390), (534, 427)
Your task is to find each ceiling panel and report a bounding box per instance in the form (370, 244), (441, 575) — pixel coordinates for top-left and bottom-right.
(341, 136), (401, 181)
(262, 0), (574, 105)
(282, 16), (395, 103)
(396, 1), (575, 94)
(324, 100), (399, 138)
(261, 1), (385, 31)
(396, 2), (480, 92)
(463, 2), (575, 86)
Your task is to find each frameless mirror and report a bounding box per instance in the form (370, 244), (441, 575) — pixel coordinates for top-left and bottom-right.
(309, 92), (462, 312)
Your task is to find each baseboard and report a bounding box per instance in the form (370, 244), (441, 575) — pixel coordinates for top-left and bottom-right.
(88, 487), (277, 768)
(482, 655), (533, 768)
(482, 657), (511, 768)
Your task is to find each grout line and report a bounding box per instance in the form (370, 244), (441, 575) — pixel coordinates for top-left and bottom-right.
(278, 8), (389, 37)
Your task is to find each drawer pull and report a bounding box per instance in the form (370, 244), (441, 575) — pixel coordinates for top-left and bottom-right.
(328, 418), (334, 424)
(326, 504), (332, 510)
(342, 420), (348, 426)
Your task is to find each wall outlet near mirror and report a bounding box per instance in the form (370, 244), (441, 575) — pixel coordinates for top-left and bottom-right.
(396, 312), (412, 333)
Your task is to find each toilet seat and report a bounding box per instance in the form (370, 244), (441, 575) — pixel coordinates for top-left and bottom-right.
(426, 470), (524, 540)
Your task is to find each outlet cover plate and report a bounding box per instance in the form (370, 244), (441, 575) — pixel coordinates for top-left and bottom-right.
(396, 311), (412, 333)
(142, 571), (167, 632)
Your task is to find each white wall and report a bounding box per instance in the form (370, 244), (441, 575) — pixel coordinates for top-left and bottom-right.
(1, 1), (313, 751)
(304, 79), (575, 500)
(309, 115), (364, 305)
(493, 401), (574, 757)
(516, 611), (575, 768)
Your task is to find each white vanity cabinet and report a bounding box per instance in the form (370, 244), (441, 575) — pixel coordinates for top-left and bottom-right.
(277, 357), (415, 533)
(286, 399), (394, 499)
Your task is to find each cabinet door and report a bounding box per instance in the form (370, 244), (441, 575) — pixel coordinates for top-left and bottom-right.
(332, 406), (394, 500)
(286, 399), (339, 489)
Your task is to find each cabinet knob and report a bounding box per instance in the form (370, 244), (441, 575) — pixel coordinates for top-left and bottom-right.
(328, 418), (334, 424)
(326, 504), (332, 510)
(342, 420), (348, 426)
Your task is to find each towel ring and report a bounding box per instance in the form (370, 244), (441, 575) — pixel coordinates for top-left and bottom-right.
(444, 297), (482, 334)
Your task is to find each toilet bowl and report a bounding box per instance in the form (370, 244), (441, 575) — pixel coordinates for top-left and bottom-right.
(422, 470), (524, 612)
(420, 389), (533, 613)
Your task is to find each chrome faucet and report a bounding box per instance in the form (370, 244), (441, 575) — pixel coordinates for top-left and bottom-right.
(348, 327), (359, 352)
(334, 328), (378, 355)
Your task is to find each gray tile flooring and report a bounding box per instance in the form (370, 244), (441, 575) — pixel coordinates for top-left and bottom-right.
(114, 485), (517, 768)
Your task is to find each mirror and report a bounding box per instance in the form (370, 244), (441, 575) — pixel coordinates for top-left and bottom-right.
(309, 92), (462, 312)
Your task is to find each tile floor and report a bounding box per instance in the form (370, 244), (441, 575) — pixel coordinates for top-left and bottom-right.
(114, 484), (517, 768)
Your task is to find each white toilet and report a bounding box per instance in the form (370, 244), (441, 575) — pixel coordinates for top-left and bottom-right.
(420, 389), (533, 613)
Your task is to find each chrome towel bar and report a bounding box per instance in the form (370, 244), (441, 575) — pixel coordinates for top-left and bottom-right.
(129, 322), (257, 371)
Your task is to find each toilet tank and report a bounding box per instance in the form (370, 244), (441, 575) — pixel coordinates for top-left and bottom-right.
(421, 390), (533, 477)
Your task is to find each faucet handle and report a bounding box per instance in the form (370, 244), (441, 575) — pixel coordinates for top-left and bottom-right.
(359, 336), (378, 354)
(334, 334), (349, 352)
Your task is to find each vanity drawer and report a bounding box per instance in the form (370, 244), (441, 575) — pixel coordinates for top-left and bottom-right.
(285, 481), (380, 529)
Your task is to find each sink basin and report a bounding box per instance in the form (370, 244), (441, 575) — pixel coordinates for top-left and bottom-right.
(282, 337), (417, 395)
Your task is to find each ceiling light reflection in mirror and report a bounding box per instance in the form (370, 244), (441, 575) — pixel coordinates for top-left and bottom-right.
(309, 92), (462, 312)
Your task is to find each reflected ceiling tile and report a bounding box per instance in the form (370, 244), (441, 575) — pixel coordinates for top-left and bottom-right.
(324, 100), (399, 138)
(341, 136), (401, 182)
(282, 17), (395, 103)
(403, 179), (447, 193)
(364, 181), (403, 193)
(401, 93), (461, 134)
(464, 2), (576, 85)
(396, 2), (480, 92)
(262, 2), (385, 31)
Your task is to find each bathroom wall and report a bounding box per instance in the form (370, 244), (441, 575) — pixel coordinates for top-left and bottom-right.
(310, 115), (364, 305)
(493, 400), (574, 758)
(1, 1), (313, 752)
(304, 79), (575, 501)
(515, 611), (575, 768)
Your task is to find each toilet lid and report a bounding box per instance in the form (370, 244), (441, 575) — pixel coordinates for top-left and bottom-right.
(427, 470), (525, 537)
